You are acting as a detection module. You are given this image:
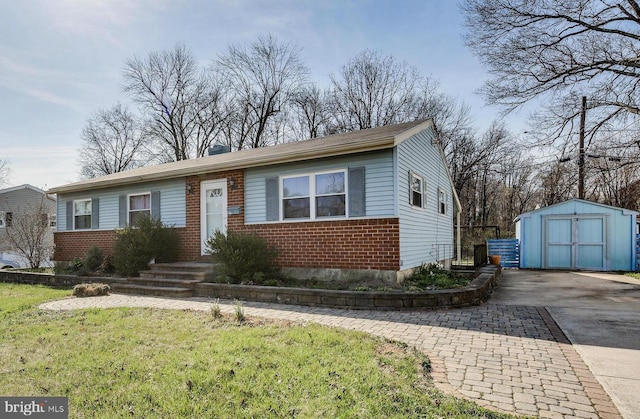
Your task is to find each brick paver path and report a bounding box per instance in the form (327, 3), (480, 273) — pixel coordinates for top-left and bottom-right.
(40, 295), (621, 419)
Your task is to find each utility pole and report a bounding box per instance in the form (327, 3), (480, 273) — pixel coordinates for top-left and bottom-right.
(578, 96), (586, 199)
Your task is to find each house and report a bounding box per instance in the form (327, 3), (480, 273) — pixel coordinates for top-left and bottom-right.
(49, 119), (461, 282)
(515, 199), (638, 271)
(0, 184), (56, 268)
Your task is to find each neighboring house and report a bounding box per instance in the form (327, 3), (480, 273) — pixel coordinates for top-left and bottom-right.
(50, 119), (461, 281)
(0, 184), (56, 268)
(515, 199), (638, 271)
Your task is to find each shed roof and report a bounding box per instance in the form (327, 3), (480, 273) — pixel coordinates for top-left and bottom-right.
(514, 198), (639, 222)
(50, 119), (434, 194)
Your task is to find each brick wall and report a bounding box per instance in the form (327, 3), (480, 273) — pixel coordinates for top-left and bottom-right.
(55, 169), (401, 271)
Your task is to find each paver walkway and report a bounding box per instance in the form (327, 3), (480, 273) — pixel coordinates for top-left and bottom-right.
(40, 295), (621, 419)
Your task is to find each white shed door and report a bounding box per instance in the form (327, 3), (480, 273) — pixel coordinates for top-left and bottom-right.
(545, 216), (606, 270)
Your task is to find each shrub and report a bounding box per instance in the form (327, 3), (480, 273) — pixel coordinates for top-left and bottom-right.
(83, 246), (104, 272)
(72, 283), (110, 297)
(112, 216), (180, 277)
(205, 230), (278, 284)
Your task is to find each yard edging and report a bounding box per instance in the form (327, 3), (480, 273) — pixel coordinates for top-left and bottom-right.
(0, 265), (501, 310)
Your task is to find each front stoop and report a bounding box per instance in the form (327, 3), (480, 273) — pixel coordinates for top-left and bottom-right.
(110, 262), (216, 298)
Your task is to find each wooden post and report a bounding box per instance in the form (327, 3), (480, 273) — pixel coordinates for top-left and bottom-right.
(579, 96), (586, 199)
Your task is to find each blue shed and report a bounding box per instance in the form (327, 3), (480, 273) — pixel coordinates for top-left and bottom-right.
(515, 199), (638, 271)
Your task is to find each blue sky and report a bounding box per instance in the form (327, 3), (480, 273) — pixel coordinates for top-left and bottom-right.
(0, 0), (525, 190)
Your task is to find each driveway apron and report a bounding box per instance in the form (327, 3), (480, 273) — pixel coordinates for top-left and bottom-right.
(40, 270), (634, 419)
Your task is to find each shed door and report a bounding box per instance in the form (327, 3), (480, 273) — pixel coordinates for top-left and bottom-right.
(544, 216), (606, 270)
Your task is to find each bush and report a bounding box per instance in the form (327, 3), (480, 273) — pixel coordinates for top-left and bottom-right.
(83, 246), (104, 272)
(205, 230), (278, 284)
(112, 216), (180, 277)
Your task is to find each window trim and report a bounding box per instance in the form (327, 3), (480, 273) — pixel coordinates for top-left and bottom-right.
(438, 188), (447, 215)
(280, 169), (348, 221)
(409, 171), (425, 209)
(127, 192), (152, 226)
(72, 199), (92, 230)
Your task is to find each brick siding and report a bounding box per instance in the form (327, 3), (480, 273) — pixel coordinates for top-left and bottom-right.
(55, 169), (401, 271)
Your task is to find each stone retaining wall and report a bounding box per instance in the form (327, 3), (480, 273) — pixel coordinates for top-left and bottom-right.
(0, 265), (501, 310)
(195, 266), (501, 310)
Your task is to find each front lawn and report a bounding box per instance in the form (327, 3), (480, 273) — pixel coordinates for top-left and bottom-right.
(0, 283), (513, 418)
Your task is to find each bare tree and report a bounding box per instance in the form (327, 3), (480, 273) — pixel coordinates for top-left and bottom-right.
(328, 50), (423, 132)
(0, 160), (8, 185)
(462, 0), (640, 142)
(123, 44), (225, 161)
(78, 104), (146, 178)
(0, 197), (54, 268)
(216, 34), (309, 150)
(290, 85), (331, 139)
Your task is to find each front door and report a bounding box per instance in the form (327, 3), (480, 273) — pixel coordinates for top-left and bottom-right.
(201, 179), (227, 255)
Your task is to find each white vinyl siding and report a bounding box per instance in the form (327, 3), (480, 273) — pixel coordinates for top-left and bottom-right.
(245, 151), (395, 223)
(397, 128), (454, 269)
(57, 178), (186, 231)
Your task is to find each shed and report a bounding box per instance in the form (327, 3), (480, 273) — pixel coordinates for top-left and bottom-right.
(515, 199), (638, 271)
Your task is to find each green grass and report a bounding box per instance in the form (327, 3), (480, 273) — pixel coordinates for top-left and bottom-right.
(0, 283), (516, 418)
(625, 272), (640, 280)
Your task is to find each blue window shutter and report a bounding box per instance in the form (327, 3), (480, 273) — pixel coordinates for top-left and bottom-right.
(408, 170), (413, 204)
(151, 191), (161, 220)
(91, 197), (100, 229)
(265, 177), (279, 221)
(118, 195), (127, 227)
(348, 167), (366, 217)
(422, 180), (427, 209)
(66, 201), (73, 230)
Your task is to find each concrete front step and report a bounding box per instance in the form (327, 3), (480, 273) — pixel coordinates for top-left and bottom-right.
(111, 283), (194, 298)
(127, 277), (202, 288)
(139, 270), (212, 281)
(148, 262), (216, 273)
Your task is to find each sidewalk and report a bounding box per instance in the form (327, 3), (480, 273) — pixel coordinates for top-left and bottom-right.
(40, 294), (621, 418)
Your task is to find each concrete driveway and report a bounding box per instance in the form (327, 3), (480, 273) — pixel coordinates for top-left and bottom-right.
(492, 270), (640, 419)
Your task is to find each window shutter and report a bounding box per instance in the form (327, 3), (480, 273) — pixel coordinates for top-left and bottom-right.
(151, 191), (161, 220)
(408, 171), (413, 204)
(91, 197), (100, 229)
(265, 177), (279, 221)
(66, 201), (73, 230)
(422, 179), (427, 209)
(118, 195), (127, 227)
(348, 167), (366, 217)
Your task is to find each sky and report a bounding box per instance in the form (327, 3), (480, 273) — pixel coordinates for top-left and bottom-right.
(0, 0), (527, 191)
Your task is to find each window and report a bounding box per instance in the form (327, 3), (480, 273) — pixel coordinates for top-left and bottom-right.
(439, 188), (447, 215)
(129, 193), (151, 226)
(282, 170), (346, 220)
(49, 214), (57, 228)
(73, 200), (91, 229)
(410, 172), (424, 208)
(315, 172), (345, 217)
(0, 211), (4, 228)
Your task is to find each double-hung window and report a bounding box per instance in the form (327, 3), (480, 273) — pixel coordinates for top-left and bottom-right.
(410, 171), (425, 208)
(129, 193), (151, 226)
(282, 170), (346, 220)
(439, 188), (447, 215)
(0, 211), (4, 228)
(73, 200), (91, 230)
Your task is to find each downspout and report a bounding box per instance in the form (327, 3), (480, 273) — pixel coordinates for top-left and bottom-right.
(457, 207), (461, 264)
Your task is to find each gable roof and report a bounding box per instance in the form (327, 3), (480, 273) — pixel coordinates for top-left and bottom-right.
(0, 184), (55, 201)
(50, 119), (434, 194)
(515, 198), (639, 222)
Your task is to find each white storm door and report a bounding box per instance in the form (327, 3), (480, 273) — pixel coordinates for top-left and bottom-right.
(201, 179), (227, 255)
